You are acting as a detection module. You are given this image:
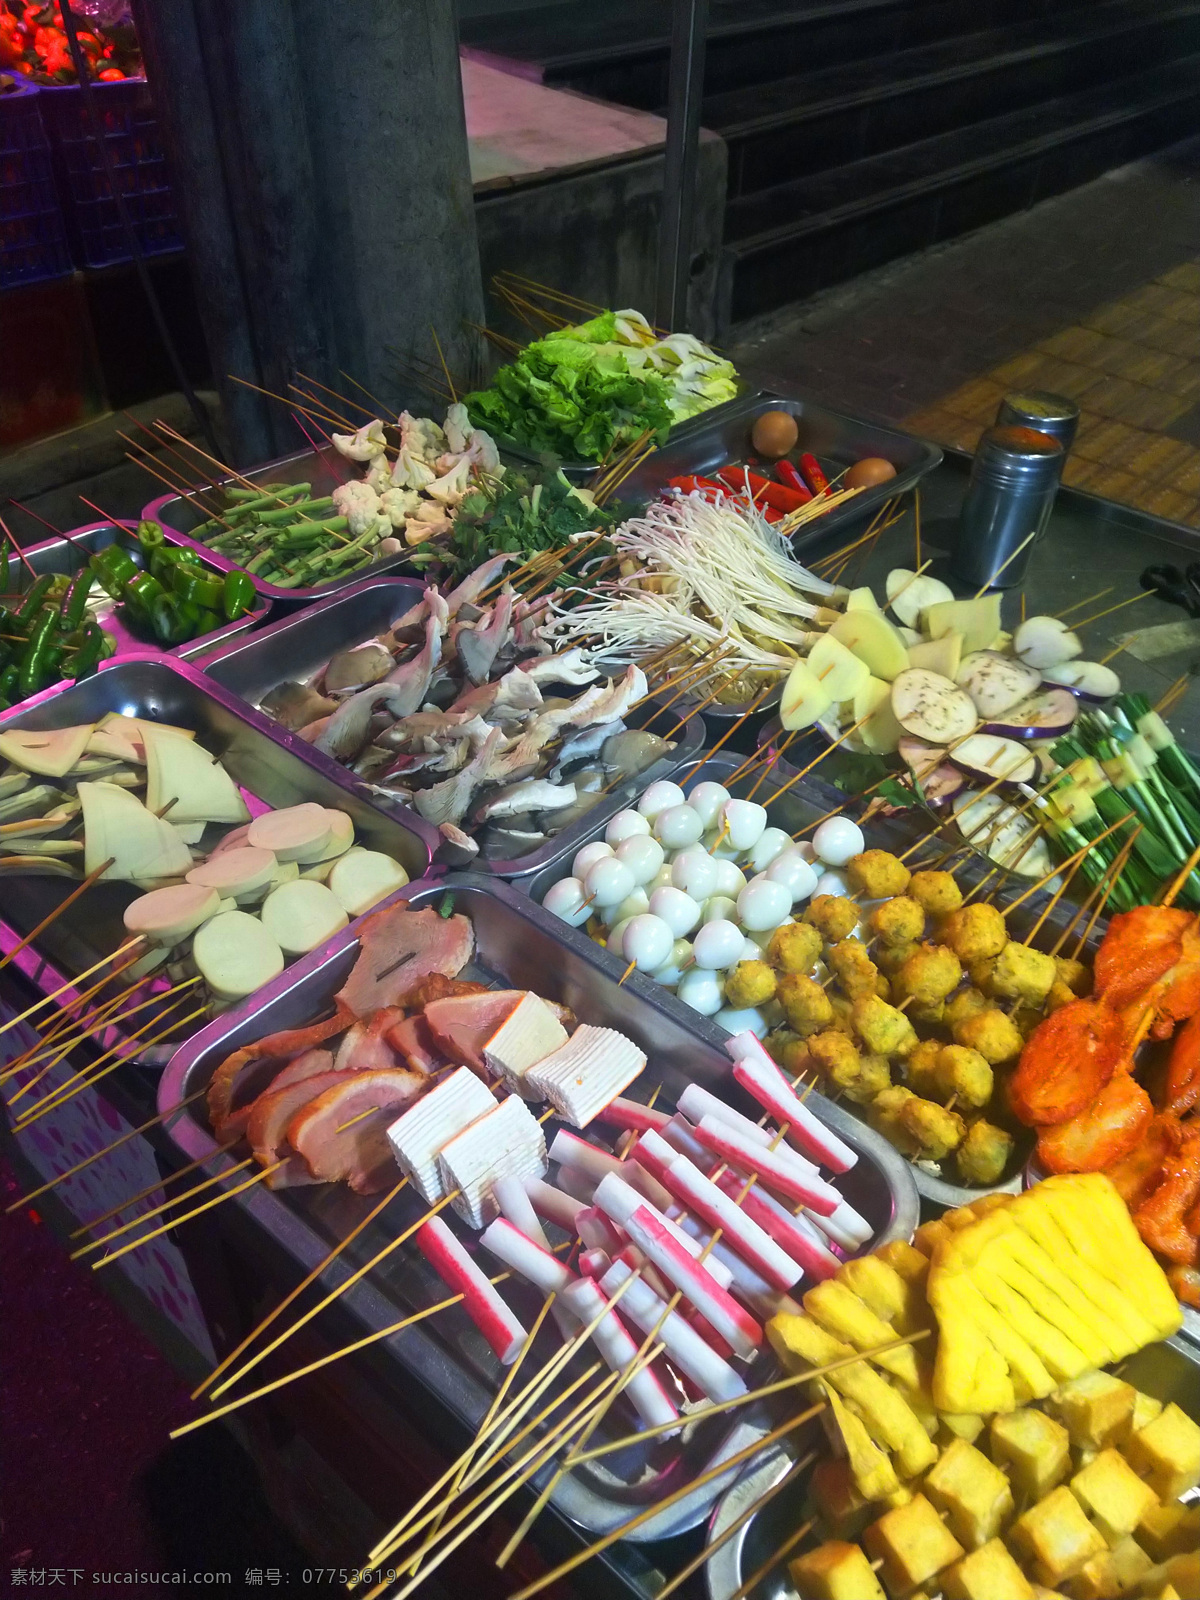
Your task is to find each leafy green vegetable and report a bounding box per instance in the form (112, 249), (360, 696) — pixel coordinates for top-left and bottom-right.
(827, 751), (890, 795)
(878, 776), (923, 809)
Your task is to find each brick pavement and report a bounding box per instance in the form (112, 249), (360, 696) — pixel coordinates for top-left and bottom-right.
(732, 136), (1200, 526)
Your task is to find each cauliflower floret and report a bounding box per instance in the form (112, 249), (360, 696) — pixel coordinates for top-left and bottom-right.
(404, 505), (454, 546)
(379, 487), (422, 528)
(466, 427), (500, 475)
(332, 480), (382, 537)
(365, 454), (393, 494)
(391, 448), (437, 491)
(332, 419), (387, 462)
(425, 456), (473, 507)
(443, 402), (471, 454)
(398, 410), (446, 462)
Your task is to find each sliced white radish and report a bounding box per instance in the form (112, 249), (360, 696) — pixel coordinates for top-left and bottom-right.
(123, 882), (221, 946)
(886, 569), (955, 629)
(828, 610), (909, 682)
(982, 687), (1078, 740)
(854, 675), (903, 755)
(247, 803), (333, 862)
(1013, 615), (1083, 670)
(187, 846), (277, 898)
(807, 633), (870, 704)
(779, 659), (834, 731)
(844, 586), (880, 614)
(327, 848), (409, 917)
(260, 878), (349, 953)
(80, 781), (194, 883)
(1042, 660), (1121, 701)
(950, 733), (1037, 786)
(890, 668), (978, 744)
(924, 594), (1003, 654)
(143, 726), (250, 825)
(955, 650), (1041, 718)
(0, 725), (94, 778)
(193, 909), (285, 1000)
(906, 630), (962, 681)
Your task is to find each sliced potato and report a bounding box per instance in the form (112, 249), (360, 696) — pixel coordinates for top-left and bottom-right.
(924, 595), (1003, 655)
(247, 803), (333, 862)
(886, 568), (955, 629)
(328, 848), (410, 917)
(0, 724), (94, 778)
(779, 659), (835, 731)
(829, 610), (910, 682)
(187, 845), (277, 898)
(193, 909), (285, 1000)
(260, 878), (349, 953)
(123, 882), (221, 946)
(845, 586), (881, 614)
(854, 676), (903, 756)
(144, 726), (250, 825)
(907, 631), (963, 681)
(808, 633), (871, 704)
(891, 669), (978, 745)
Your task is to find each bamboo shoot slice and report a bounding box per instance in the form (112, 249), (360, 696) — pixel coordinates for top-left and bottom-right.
(86, 725), (145, 764)
(144, 727), (250, 825)
(186, 846), (277, 898)
(123, 882), (221, 946)
(907, 631), (963, 680)
(0, 724), (95, 778)
(259, 879), (349, 953)
(100, 712), (195, 743)
(247, 803), (333, 862)
(79, 782), (194, 882)
(327, 848), (410, 917)
(923, 595), (1003, 654)
(193, 910), (285, 1000)
(854, 676), (903, 756)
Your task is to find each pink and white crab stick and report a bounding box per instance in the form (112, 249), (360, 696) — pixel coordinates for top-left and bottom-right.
(559, 1276), (681, 1434)
(594, 1096), (671, 1136)
(417, 1216), (528, 1365)
(691, 1115), (842, 1216)
(623, 1204), (762, 1360)
(726, 1032), (857, 1173)
(600, 1258), (747, 1404)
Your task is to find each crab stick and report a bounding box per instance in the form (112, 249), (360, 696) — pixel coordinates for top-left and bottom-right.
(660, 1112), (719, 1170)
(480, 1215), (575, 1297)
(805, 1197), (873, 1252)
(623, 1204), (762, 1359)
(577, 1205), (625, 1256)
(712, 1168), (840, 1280)
(556, 1165), (597, 1205)
(615, 1245), (674, 1304)
(593, 1173), (734, 1289)
(417, 1217), (528, 1365)
(524, 1177), (585, 1234)
(579, 1248), (611, 1280)
(559, 1277), (681, 1433)
(493, 1173), (551, 1249)
(663, 1149), (802, 1292)
(594, 1096), (671, 1136)
(549, 1128), (672, 1210)
(692, 1114), (841, 1216)
(600, 1259), (747, 1404)
(678, 1085), (821, 1178)
(726, 1032), (857, 1173)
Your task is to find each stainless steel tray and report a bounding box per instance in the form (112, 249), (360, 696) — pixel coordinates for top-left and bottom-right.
(18, 519), (272, 668)
(616, 391), (942, 552)
(141, 444), (425, 606)
(159, 874), (916, 1546)
(200, 580), (707, 878)
(705, 1328), (1200, 1600)
(0, 656), (438, 1065)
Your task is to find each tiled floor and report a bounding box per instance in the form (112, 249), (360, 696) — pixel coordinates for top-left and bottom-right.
(733, 135), (1200, 527)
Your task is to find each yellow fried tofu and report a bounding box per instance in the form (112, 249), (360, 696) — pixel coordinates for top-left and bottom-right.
(972, 1259), (1092, 1387)
(804, 1280), (925, 1390)
(1048, 1373), (1138, 1452)
(863, 1493), (965, 1598)
(939, 1413), (987, 1447)
(1069, 1450), (1158, 1548)
(824, 1385), (901, 1501)
(1136, 1501), (1200, 1562)
(1139, 1554), (1199, 1600)
(1064, 1536), (1152, 1600)
(839, 1254), (931, 1335)
(915, 1217), (956, 1256)
(886, 1238), (933, 1278)
(1131, 1391), (1163, 1433)
(992, 1232), (1126, 1368)
(790, 1539), (888, 1600)
(808, 1456), (875, 1542)
(1123, 1403), (1200, 1500)
(1010, 1486), (1108, 1587)
(942, 1538), (1035, 1600)
(989, 1409), (1071, 1503)
(924, 1437), (1015, 1550)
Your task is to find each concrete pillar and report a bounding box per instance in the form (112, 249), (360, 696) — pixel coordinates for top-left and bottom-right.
(132, 0), (484, 464)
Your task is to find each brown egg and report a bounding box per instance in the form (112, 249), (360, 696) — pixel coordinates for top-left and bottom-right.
(750, 409), (799, 459)
(844, 456), (897, 490)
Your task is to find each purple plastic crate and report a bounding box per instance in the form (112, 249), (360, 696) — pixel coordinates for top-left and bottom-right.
(38, 77), (182, 269)
(0, 79), (73, 289)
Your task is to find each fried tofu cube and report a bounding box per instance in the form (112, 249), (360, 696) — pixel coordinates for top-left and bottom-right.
(1069, 1451), (1158, 1548)
(1136, 1501), (1200, 1562)
(989, 1409), (1072, 1502)
(1131, 1390), (1163, 1433)
(1009, 1486), (1107, 1587)
(940, 1413), (987, 1447)
(1123, 1403), (1200, 1500)
(879, 1238), (932, 1284)
(915, 1218), (955, 1256)
(1049, 1372), (1137, 1452)
(789, 1539), (888, 1600)
(839, 1254), (931, 1335)
(863, 1494), (965, 1597)
(925, 1438), (1015, 1550)
(1140, 1554), (1199, 1600)
(808, 1457), (874, 1543)
(941, 1538), (1034, 1600)
(1064, 1536), (1151, 1600)
(823, 1386), (902, 1502)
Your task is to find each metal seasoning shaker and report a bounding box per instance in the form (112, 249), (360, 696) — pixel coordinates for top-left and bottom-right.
(952, 425), (1064, 590)
(995, 389), (1080, 457)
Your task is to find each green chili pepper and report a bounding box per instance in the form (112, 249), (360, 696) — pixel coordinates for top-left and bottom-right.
(136, 519), (166, 551)
(61, 569), (93, 632)
(123, 571), (166, 616)
(170, 567), (224, 610)
(90, 548), (139, 599)
(18, 606), (58, 698)
(67, 622), (105, 681)
(222, 570), (256, 621)
(15, 574), (55, 625)
(150, 547), (183, 582)
(150, 593), (189, 646)
(194, 608), (222, 635)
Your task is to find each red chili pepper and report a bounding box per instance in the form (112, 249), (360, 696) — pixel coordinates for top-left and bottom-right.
(799, 453), (831, 496)
(774, 460), (813, 502)
(714, 465), (809, 514)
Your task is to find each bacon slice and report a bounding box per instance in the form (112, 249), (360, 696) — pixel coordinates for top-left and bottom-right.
(287, 1068), (426, 1193)
(401, 973), (489, 1008)
(334, 1006), (407, 1073)
(206, 1014), (348, 1139)
(335, 906), (473, 1021)
(247, 1069), (351, 1186)
(423, 990), (524, 1073)
(386, 1013), (443, 1075)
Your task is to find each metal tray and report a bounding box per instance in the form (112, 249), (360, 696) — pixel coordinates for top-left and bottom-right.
(616, 391), (942, 552)
(141, 444), (426, 607)
(200, 579), (707, 879)
(705, 1328), (1200, 1600)
(18, 519), (272, 667)
(159, 873), (916, 1548)
(0, 656), (438, 1064)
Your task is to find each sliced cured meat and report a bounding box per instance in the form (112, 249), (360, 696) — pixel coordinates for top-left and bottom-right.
(386, 1012), (443, 1074)
(206, 1013), (347, 1139)
(267, 1048), (337, 1094)
(334, 1006), (406, 1073)
(247, 1069), (350, 1186)
(287, 1068), (427, 1194)
(402, 972), (489, 1009)
(423, 990), (524, 1074)
(335, 906), (473, 1021)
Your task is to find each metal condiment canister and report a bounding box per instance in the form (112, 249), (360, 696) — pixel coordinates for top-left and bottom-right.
(952, 425), (1064, 590)
(995, 390), (1080, 455)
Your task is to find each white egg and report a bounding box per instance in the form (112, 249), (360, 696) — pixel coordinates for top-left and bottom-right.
(603, 888), (649, 926)
(737, 878), (792, 932)
(714, 1006), (768, 1038)
(791, 839), (818, 865)
(670, 847), (718, 901)
(652, 937), (692, 987)
(637, 780), (686, 820)
(605, 809), (651, 846)
(607, 917), (634, 958)
(693, 919), (746, 969)
(621, 913), (674, 971)
(812, 869), (853, 901)
(738, 935), (762, 963)
(585, 856), (636, 908)
(615, 834), (666, 886)
(687, 781), (731, 829)
(654, 803), (704, 850)
(702, 826), (742, 861)
(701, 894), (739, 925)
(677, 966), (725, 1015)
(543, 877), (591, 927)
(650, 863), (674, 891)
(648, 885), (701, 937)
(746, 920), (788, 950)
(812, 816), (865, 867)
(573, 840), (614, 880)
(767, 851), (819, 903)
(720, 798), (769, 854)
(711, 857), (748, 897)
(749, 827), (792, 873)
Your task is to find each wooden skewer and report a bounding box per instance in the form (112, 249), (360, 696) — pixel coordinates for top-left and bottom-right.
(1072, 590), (1157, 630)
(123, 414), (224, 505)
(972, 529), (1038, 598)
(1020, 589), (1027, 624)
(0, 939), (147, 1042)
(93, 1162), (286, 1267)
(286, 379), (359, 434)
(885, 557), (932, 610)
(726, 1516), (818, 1600)
(1160, 835), (1200, 905)
(71, 1157), (256, 1257)
(1055, 585), (1112, 620)
(661, 674), (741, 741)
(1154, 674), (1188, 714)
(1065, 834), (1139, 960)
(1100, 634), (1138, 666)
(617, 958), (637, 985)
(0, 857), (117, 974)
(291, 369), (375, 422)
(656, 1455), (817, 1600)
(999, 816), (1128, 919)
(746, 729), (800, 800)
(767, 712), (875, 803)
(121, 447), (234, 528)
(0, 512), (38, 581)
(154, 421), (295, 513)
(69, 1140), (240, 1237)
(701, 682), (779, 766)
